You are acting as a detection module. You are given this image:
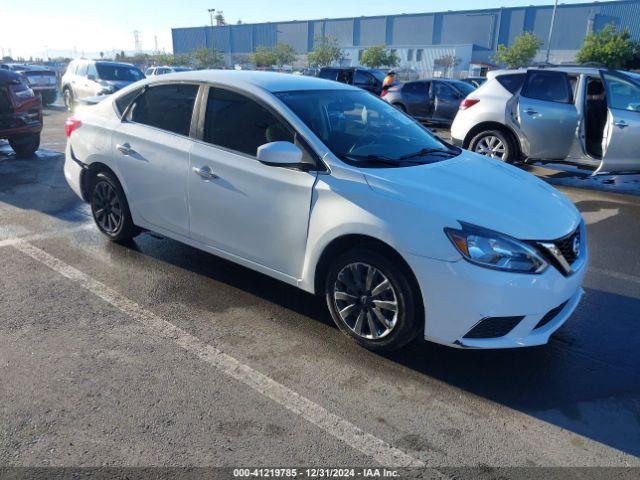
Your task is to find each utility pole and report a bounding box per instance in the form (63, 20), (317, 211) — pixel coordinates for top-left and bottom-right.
(208, 8), (216, 51)
(133, 30), (142, 53)
(545, 0), (559, 64)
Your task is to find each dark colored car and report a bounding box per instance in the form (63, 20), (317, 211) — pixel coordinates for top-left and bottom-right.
(459, 76), (487, 88)
(0, 64), (58, 105)
(383, 79), (476, 125)
(318, 67), (387, 95)
(0, 69), (42, 157)
(61, 60), (145, 111)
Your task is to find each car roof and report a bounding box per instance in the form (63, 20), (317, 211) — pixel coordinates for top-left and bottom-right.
(0, 68), (22, 85)
(146, 69), (357, 93)
(488, 66), (605, 79)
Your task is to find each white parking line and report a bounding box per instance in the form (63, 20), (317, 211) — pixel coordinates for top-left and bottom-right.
(0, 224), (93, 249)
(11, 240), (432, 470)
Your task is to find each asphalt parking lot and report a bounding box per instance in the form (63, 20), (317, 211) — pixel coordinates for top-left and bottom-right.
(1, 106), (640, 473)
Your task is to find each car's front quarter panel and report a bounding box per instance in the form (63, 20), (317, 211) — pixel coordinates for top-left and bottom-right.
(299, 162), (463, 294)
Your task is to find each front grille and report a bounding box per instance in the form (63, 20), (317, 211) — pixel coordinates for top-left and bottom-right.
(0, 88), (12, 114)
(463, 316), (525, 339)
(554, 228), (580, 265)
(534, 301), (568, 330)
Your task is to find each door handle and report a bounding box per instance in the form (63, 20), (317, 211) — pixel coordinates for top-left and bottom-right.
(192, 165), (218, 180)
(524, 108), (538, 116)
(116, 143), (133, 155)
(614, 120), (629, 129)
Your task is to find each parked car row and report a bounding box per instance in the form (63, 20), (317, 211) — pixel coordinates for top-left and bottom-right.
(1, 63), (58, 105)
(0, 68), (42, 157)
(451, 66), (640, 174)
(384, 79), (476, 125)
(144, 65), (192, 77)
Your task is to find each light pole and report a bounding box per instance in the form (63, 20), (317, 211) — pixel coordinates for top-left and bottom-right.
(545, 0), (559, 64)
(208, 8), (216, 52)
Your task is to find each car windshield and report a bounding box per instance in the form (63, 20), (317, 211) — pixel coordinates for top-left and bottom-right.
(276, 89), (459, 167)
(96, 64), (144, 82)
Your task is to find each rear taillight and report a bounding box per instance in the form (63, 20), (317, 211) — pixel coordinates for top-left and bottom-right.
(459, 98), (480, 110)
(65, 117), (81, 138)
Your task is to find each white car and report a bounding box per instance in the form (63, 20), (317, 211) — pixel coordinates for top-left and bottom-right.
(451, 67), (640, 174)
(64, 70), (587, 351)
(145, 66), (192, 77)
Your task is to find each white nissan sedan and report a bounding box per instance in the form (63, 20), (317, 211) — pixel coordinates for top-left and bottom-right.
(64, 70), (587, 352)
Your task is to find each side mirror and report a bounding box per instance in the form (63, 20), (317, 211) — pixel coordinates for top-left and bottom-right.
(257, 141), (303, 166)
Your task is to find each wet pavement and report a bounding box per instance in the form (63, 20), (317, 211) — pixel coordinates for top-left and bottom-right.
(0, 106), (639, 470)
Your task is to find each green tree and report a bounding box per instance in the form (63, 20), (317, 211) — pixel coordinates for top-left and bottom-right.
(191, 47), (224, 69)
(273, 43), (297, 68)
(307, 35), (344, 68)
(494, 32), (542, 68)
(434, 54), (461, 78)
(250, 46), (277, 68)
(360, 45), (399, 68)
(576, 24), (636, 69)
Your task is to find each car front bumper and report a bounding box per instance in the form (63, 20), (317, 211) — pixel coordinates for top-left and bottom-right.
(406, 250), (588, 349)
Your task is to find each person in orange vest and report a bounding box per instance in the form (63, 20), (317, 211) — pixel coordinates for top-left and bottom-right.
(381, 70), (396, 97)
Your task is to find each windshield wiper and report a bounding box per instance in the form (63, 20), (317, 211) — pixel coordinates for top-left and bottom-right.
(341, 153), (403, 167)
(397, 148), (457, 161)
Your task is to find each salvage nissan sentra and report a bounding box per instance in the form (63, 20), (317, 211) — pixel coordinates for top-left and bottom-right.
(64, 70), (587, 351)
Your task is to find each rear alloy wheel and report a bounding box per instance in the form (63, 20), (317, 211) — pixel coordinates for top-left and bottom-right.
(90, 171), (140, 242)
(470, 130), (515, 163)
(325, 248), (421, 352)
(9, 133), (40, 158)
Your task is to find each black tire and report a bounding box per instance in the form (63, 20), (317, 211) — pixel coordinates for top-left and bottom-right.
(469, 129), (516, 163)
(325, 247), (422, 352)
(90, 171), (140, 242)
(9, 133), (40, 158)
(41, 90), (57, 105)
(63, 88), (74, 112)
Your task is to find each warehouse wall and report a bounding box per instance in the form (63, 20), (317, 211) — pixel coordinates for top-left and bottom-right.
(172, 0), (640, 66)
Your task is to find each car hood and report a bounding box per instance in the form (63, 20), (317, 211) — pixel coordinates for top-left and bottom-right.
(363, 152), (581, 241)
(101, 80), (133, 91)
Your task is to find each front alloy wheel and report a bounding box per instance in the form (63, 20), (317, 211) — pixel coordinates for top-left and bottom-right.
(325, 248), (421, 352)
(333, 263), (398, 340)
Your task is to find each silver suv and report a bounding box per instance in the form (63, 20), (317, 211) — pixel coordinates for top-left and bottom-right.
(451, 67), (640, 174)
(61, 60), (144, 111)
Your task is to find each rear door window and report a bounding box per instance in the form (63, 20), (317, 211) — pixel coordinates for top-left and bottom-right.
(403, 82), (427, 95)
(115, 87), (144, 116)
(521, 70), (573, 104)
(496, 74), (526, 94)
(602, 72), (640, 112)
(129, 83), (199, 136)
(319, 69), (338, 80)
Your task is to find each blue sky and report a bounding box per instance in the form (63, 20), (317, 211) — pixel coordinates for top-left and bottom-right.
(1, 0), (596, 58)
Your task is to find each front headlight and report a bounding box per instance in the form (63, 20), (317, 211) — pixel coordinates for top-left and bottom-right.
(445, 223), (548, 274)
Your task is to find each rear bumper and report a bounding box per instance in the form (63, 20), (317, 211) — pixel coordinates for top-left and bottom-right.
(64, 143), (86, 200)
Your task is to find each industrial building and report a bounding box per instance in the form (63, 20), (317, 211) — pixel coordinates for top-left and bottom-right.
(172, 0), (640, 76)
